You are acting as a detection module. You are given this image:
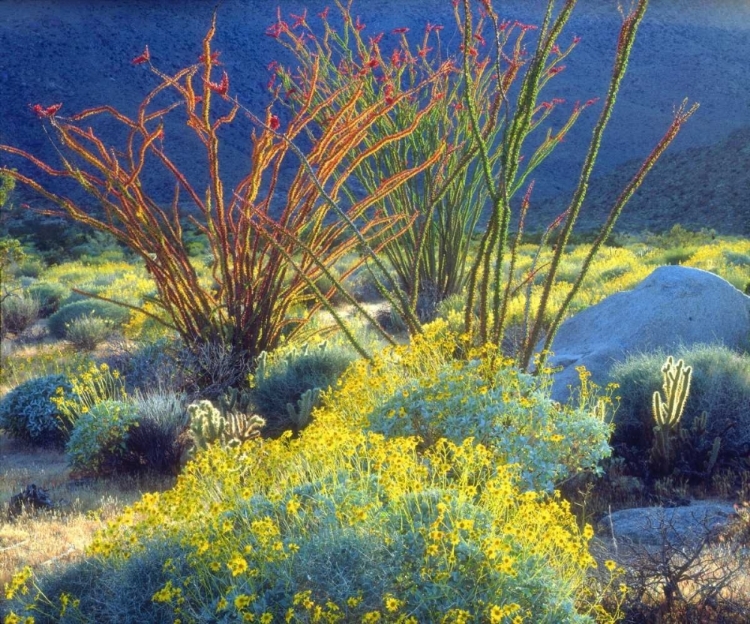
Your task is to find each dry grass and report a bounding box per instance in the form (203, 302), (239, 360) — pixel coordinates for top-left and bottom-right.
(0, 434), (173, 592)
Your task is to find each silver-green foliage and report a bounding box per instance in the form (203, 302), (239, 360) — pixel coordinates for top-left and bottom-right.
(65, 400), (139, 472)
(251, 342), (354, 432)
(65, 314), (113, 351)
(364, 359), (613, 492)
(1, 291), (40, 335)
(48, 300), (130, 340)
(0, 374), (71, 446)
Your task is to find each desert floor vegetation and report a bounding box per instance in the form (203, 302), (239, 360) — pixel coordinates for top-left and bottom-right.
(1, 0), (749, 622)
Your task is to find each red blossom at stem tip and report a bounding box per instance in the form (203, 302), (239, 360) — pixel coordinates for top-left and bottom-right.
(206, 71), (229, 97)
(131, 45), (150, 65)
(290, 10), (307, 29)
(459, 44), (478, 57)
(392, 27), (409, 34)
(266, 22), (284, 38)
(370, 32), (384, 46)
(269, 114), (280, 131)
(548, 65), (565, 76)
(354, 16), (365, 31)
(319, 7), (329, 20)
(426, 22), (443, 33)
(198, 50), (222, 65)
(30, 103), (62, 118)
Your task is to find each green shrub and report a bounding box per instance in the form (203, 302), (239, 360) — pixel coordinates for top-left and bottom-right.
(0, 292), (39, 334)
(13, 257), (45, 278)
(48, 299), (130, 340)
(609, 344), (750, 468)
(64, 314), (113, 351)
(27, 282), (69, 317)
(0, 374), (71, 446)
(65, 400), (139, 474)
(123, 390), (190, 475)
(251, 342), (356, 434)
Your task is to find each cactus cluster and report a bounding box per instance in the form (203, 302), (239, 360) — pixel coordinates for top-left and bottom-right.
(186, 399), (265, 457)
(650, 356), (721, 475)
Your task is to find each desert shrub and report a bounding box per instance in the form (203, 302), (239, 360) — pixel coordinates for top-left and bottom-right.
(48, 299), (130, 339)
(5, 320), (625, 622)
(0, 291), (39, 334)
(52, 362), (128, 435)
(0, 374), (71, 446)
(12, 257), (45, 278)
(110, 338), (183, 394)
(9, 437), (613, 623)
(337, 322), (613, 491)
(609, 344), (750, 468)
(65, 400), (139, 474)
(251, 342), (357, 434)
(3, 541), (186, 624)
(122, 389), (190, 475)
(27, 281), (69, 316)
(64, 314), (114, 351)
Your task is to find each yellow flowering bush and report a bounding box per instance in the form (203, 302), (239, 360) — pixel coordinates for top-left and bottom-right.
(52, 363), (127, 436)
(330, 321), (613, 491)
(5, 323), (619, 623)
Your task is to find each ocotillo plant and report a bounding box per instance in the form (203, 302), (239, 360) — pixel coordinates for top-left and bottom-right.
(456, 0), (697, 368)
(268, 3), (500, 323)
(0, 14), (451, 378)
(651, 355), (692, 474)
(270, 2), (593, 326)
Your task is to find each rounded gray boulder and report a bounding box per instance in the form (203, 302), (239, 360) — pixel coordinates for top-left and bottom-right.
(544, 266), (750, 403)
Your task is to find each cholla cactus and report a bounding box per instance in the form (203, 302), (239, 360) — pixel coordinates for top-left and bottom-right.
(651, 356), (692, 473)
(187, 400), (227, 454)
(186, 399), (265, 457)
(224, 411), (265, 448)
(287, 387), (321, 430)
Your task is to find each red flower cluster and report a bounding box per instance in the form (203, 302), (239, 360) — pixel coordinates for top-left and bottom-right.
(132, 45), (150, 65)
(30, 103), (62, 118)
(198, 51), (222, 65)
(206, 71), (229, 97)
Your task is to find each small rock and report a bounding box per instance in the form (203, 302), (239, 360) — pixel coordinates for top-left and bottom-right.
(7, 484), (54, 519)
(598, 500), (737, 548)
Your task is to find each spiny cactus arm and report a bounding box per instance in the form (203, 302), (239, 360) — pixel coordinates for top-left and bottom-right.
(706, 437), (721, 474)
(287, 387), (322, 430)
(188, 400), (226, 451)
(661, 357), (692, 430)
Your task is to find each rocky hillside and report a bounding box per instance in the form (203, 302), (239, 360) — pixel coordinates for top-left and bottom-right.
(1, 0), (748, 234)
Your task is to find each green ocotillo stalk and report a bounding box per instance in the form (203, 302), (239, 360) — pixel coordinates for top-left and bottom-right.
(520, 0), (651, 370)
